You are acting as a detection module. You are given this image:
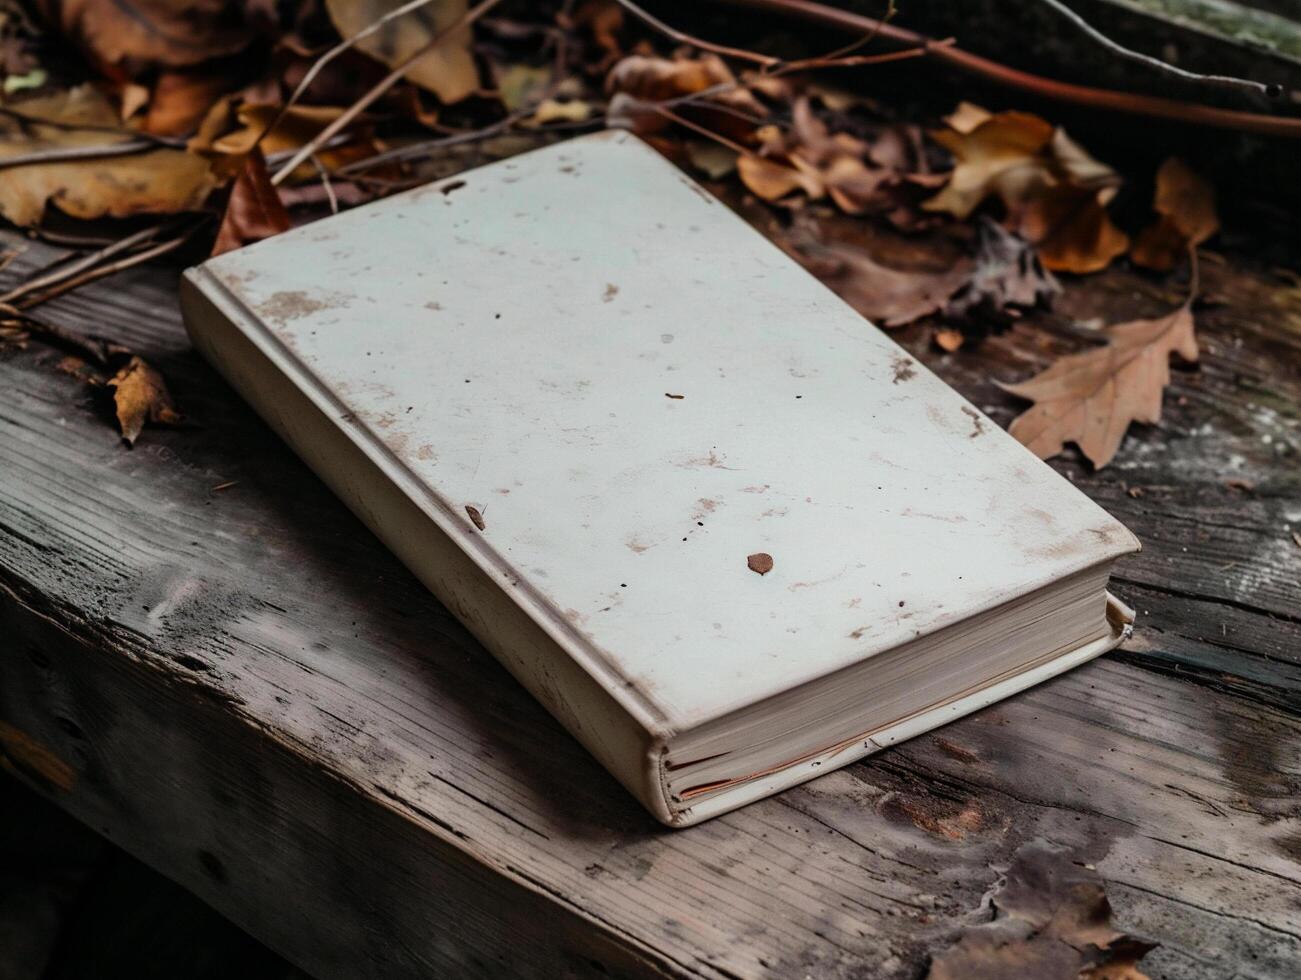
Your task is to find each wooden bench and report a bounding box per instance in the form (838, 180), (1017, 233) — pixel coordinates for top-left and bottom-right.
(1, 230), (1298, 978)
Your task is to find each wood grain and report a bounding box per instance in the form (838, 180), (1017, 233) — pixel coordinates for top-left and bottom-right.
(1, 230), (1298, 979)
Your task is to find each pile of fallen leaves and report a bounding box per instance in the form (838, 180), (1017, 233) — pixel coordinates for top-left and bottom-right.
(0, 0), (1220, 466)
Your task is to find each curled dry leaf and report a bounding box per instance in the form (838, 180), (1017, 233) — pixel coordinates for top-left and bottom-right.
(108, 355), (183, 446)
(1131, 157), (1219, 271)
(206, 102), (379, 181)
(605, 51), (766, 141)
(946, 217), (1059, 322)
(927, 840), (1155, 980)
(34, 0), (257, 73)
(142, 68), (237, 137)
(211, 148), (290, 257)
(324, 0), (479, 105)
(0, 85), (216, 227)
(1001, 294), (1197, 468)
(927, 106), (1129, 274)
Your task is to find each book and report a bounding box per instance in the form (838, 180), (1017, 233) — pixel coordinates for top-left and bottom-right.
(181, 130), (1139, 827)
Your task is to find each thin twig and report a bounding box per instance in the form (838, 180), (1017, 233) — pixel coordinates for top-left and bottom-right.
(0, 106), (188, 147)
(613, 0), (780, 68)
(1032, 0), (1274, 98)
(0, 222), (173, 306)
(256, 0), (446, 156)
(311, 155), (340, 214)
(14, 222), (204, 311)
(771, 0), (896, 70)
(0, 138), (159, 171)
(651, 104), (751, 155)
(0, 302), (114, 366)
(270, 0), (509, 185)
(715, 0), (1301, 138)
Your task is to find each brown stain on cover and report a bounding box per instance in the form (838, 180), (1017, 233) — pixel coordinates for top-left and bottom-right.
(257, 290), (330, 325)
(891, 354), (917, 384)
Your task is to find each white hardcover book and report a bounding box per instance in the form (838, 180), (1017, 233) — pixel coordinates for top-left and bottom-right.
(181, 131), (1139, 827)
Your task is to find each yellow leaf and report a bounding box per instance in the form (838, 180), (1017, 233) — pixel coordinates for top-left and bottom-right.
(324, 0), (479, 105)
(108, 356), (183, 446)
(0, 86), (215, 227)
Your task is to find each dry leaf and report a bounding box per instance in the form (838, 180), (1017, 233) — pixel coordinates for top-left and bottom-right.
(737, 153), (822, 202)
(324, 0), (478, 105)
(207, 102), (378, 181)
(35, 0), (256, 73)
(1020, 185), (1130, 274)
(1131, 157), (1219, 271)
(926, 110), (1057, 220)
(928, 841), (1155, 980)
(927, 106), (1128, 273)
(212, 148), (290, 256)
(143, 68), (235, 137)
(492, 62), (551, 112)
(946, 217), (1059, 322)
(0, 85), (216, 227)
(684, 139), (737, 179)
(1001, 297), (1197, 468)
(528, 98), (591, 125)
(108, 356), (182, 446)
(781, 212), (972, 328)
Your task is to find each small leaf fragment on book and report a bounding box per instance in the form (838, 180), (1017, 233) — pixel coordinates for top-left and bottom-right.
(465, 505), (486, 530)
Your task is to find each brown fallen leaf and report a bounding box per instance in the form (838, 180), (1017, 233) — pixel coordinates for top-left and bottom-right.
(204, 102), (382, 182)
(324, 0), (479, 105)
(34, 0), (257, 73)
(927, 105), (1128, 273)
(108, 356), (182, 446)
(747, 552), (773, 575)
(1001, 286), (1198, 469)
(212, 148), (291, 257)
(0, 85), (216, 227)
(946, 217), (1059, 322)
(781, 212), (972, 327)
(1131, 157), (1219, 271)
(142, 68), (237, 137)
(927, 840), (1155, 980)
(465, 504), (486, 530)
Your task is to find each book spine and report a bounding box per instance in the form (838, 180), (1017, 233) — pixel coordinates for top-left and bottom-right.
(180, 269), (675, 825)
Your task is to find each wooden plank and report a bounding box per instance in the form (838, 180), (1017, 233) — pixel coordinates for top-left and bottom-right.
(1, 229), (1299, 979)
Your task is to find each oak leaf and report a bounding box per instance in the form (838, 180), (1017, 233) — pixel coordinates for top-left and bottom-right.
(1001, 298), (1197, 468)
(0, 85), (216, 227)
(1131, 157), (1218, 271)
(108, 356), (182, 446)
(324, 0), (479, 105)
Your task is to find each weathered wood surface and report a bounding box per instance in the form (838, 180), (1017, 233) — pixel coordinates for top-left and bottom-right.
(1, 224), (1299, 980)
